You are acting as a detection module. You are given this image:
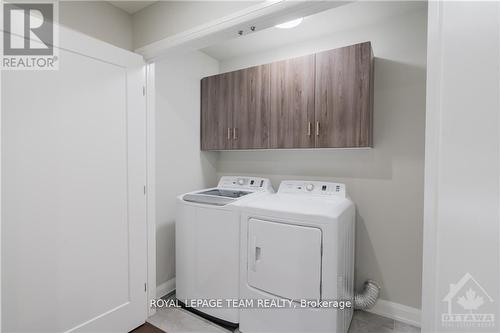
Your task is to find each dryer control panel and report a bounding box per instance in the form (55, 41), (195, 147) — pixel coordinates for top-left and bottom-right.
(278, 180), (346, 198)
(218, 176), (274, 192)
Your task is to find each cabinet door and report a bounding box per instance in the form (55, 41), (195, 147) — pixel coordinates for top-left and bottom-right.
(315, 42), (374, 147)
(270, 55), (315, 148)
(201, 73), (232, 150)
(231, 65), (270, 149)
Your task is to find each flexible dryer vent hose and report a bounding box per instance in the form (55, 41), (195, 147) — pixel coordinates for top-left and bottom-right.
(354, 280), (381, 310)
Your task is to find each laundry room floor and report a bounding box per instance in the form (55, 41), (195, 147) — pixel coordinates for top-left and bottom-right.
(147, 294), (420, 333)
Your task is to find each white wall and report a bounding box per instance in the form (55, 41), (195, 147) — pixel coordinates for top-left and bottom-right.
(60, 1), (133, 50)
(132, 1), (259, 49)
(214, 8), (427, 310)
(422, 2), (500, 332)
(155, 51), (219, 289)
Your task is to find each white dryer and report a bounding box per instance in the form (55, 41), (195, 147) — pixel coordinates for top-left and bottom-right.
(176, 176), (274, 325)
(239, 180), (355, 333)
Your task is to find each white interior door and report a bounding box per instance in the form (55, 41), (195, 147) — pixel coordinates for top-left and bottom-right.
(2, 28), (147, 332)
(247, 218), (322, 300)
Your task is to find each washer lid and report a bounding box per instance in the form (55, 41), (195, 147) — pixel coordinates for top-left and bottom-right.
(182, 189), (252, 206)
(197, 189), (252, 198)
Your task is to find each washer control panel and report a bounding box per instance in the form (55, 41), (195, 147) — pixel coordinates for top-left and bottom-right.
(218, 176), (274, 192)
(278, 180), (346, 198)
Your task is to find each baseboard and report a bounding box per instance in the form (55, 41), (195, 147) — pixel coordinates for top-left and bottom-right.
(156, 277), (176, 298)
(366, 299), (421, 328)
(154, 280), (420, 327)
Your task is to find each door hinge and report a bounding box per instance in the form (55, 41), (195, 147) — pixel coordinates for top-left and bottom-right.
(144, 185), (146, 195)
(142, 86), (146, 96)
(144, 283), (147, 292)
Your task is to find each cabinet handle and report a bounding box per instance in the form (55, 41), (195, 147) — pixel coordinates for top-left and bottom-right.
(227, 128), (231, 140)
(316, 121), (320, 136)
(307, 122), (311, 136)
(233, 127), (237, 140)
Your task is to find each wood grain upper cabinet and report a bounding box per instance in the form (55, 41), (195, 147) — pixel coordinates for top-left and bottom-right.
(270, 55), (315, 148)
(315, 42), (374, 147)
(200, 42), (374, 150)
(201, 73), (232, 150)
(231, 65), (270, 149)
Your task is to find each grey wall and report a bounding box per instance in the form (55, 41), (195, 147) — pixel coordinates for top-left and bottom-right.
(155, 51), (220, 288)
(59, 1), (133, 50)
(215, 8), (427, 309)
(132, 1), (259, 49)
(60, 1), (263, 51)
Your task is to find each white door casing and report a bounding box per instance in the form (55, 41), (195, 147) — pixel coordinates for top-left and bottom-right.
(2, 26), (148, 332)
(421, 2), (500, 331)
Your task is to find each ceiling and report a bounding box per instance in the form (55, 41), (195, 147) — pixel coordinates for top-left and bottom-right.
(108, 1), (156, 14)
(201, 1), (426, 61)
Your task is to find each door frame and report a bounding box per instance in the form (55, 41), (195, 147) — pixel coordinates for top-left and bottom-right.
(420, 1), (442, 331)
(146, 62), (157, 316)
(421, 2), (500, 331)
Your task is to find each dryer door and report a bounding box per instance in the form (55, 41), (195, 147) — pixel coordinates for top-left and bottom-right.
(247, 218), (322, 300)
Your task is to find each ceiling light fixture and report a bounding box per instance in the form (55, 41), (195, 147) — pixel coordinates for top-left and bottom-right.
(275, 17), (303, 29)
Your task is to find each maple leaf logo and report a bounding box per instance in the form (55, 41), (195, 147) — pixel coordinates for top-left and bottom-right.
(457, 289), (484, 312)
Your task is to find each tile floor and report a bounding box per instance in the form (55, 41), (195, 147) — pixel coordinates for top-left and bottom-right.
(147, 294), (420, 333)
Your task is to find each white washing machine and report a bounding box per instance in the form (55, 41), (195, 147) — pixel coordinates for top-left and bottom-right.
(176, 176), (274, 325)
(239, 180), (355, 333)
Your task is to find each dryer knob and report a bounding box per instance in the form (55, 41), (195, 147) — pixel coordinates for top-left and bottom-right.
(306, 183), (314, 191)
(238, 179), (245, 185)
